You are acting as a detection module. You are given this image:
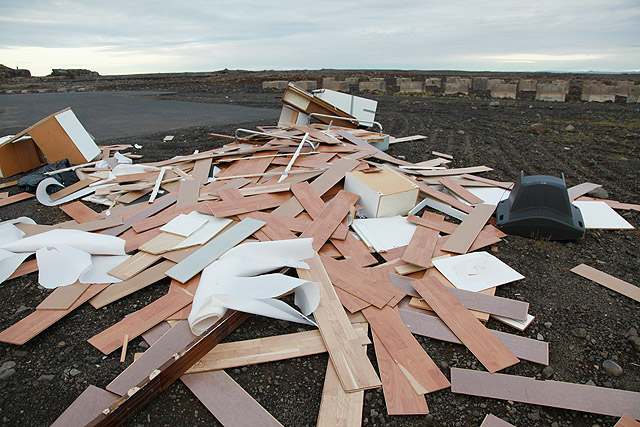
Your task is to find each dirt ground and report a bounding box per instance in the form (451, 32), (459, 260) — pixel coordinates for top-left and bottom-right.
(0, 70), (638, 427)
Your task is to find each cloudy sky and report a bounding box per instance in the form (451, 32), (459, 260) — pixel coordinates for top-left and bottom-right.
(1, 0), (639, 76)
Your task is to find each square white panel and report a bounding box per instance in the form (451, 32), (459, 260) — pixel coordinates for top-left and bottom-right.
(351, 216), (416, 252)
(574, 201), (634, 229)
(433, 251), (524, 292)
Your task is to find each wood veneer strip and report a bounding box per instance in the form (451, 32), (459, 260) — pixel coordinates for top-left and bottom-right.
(450, 368), (640, 419)
(412, 277), (519, 373)
(362, 305), (450, 394)
(372, 329), (429, 415)
(0, 284), (107, 345)
(165, 218), (265, 284)
(570, 264), (640, 303)
(440, 203), (496, 254)
(296, 254), (381, 392)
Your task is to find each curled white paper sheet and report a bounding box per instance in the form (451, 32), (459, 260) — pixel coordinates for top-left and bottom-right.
(36, 177), (95, 206)
(188, 238), (319, 336)
(0, 229), (125, 255)
(37, 245), (92, 289)
(79, 255), (129, 284)
(0, 250), (31, 283)
(0, 217), (35, 247)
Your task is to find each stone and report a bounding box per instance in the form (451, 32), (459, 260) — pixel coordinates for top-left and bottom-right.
(528, 411), (541, 421)
(530, 123), (547, 135)
(542, 366), (554, 378)
(572, 328), (587, 338)
(602, 360), (623, 376)
(69, 368), (81, 377)
(587, 187), (608, 199)
(0, 361), (16, 371)
(537, 333), (544, 341)
(38, 374), (55, 382)
(0, 369), (15, 381)
(14, 306), (29, 315)
(628, 335), (640, 351)
(565, 124), (576, 132)
(544, 321), (552, 328)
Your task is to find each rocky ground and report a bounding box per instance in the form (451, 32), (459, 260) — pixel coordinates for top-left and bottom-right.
(0, 70), (638, 426)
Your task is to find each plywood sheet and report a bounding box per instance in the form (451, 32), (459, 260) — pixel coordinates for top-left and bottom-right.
(450, 368), (640, 419)
(571, 264), (640, 303)
(412, 277), (519, 373)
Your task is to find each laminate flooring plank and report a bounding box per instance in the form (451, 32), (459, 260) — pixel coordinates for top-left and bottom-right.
(291, 182), (349, 240)
(36, 282), (91, 310)
(401, 226), (439, 268)
(441, 204), (496, 254)
(108, 252), (162, 281)
(299, 190), (359, 251)
(407, 215), (458, 234)
(0, 192), (33, 207)
(615, 415), (640, 427)
(450, 368), (640, 419)
(439, 177), (484, 205)
(7, 258), (38, 280)
(412, 277), (519, 373)
(50, 385), (119, 427)
(59, 201), (103, 223)
(480, 414), (515, 427)
(102, 194), (177, 236)
(175, 178), (201, 210)
(330, 232), (378, 267)
(414, 181), (473, 214)
(58, 215), (124, 232)
(205, 193), (289, 218)
(571, 264), (640, 303)
(568, 182), (602, 201)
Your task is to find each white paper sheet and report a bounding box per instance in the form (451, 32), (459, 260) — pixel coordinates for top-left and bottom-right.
(351, 216), (416, 252)
(433, 252), (524, 292)
(0, 250), (31, 283)
(0, 217), (35, 246)
(0, 229), (126, 255)
(160, 214), (207, 237)
(79, 255), (129, 284)
(188, 238), (319, 335)
(36, 177), (95, 207)
(574, 201), (634, 229)
(37, 245), (92, 289)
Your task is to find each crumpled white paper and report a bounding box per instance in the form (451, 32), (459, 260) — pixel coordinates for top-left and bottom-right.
(188, 238), (320, 335)
(0, 225), (128, 288)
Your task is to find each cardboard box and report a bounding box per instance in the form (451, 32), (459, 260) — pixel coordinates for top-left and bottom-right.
(0, 136), (45, 178)
(344, 166), (419, 218)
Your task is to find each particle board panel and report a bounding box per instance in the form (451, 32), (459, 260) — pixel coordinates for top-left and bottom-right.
(206, 193), (290, 218)
(412, 277), (519, 373)
(371, 329), (429, 415)
(440, 204), (496, 254)
(398, 301), (548, 365)
(570, 264), (640, 303)
(271, 157), (360, 217)
(361, 305), (450, 394)
(568, 182), (602, 201)
(299, 190), (359, 251)
(0, 284), (107, 345)
(181, 370), (283, 427)
(107, 251), (162, 281)
(450, 368), (640, 419)
(401, 227), (439, 268)
(615, 415), (640, 427)
(88, 288), (193, 355)
(439, 177), (484, 204)
(36, 282), (91, 310)
(50, 385), (119, 427)
(90, 260), (176, 308)
(165, 218), (265, 284)
(291, 181), (349, 240)
(296, 254), (381, 392)
(0, 192), (33, 207)
(480, 414), (515, 427)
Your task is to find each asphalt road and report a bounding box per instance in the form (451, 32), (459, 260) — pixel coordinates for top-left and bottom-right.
(0, 91), (280, 141)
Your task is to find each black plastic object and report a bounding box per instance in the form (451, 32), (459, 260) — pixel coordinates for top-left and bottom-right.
(17, 159), (79, 193)
(496, 172), (585, 240)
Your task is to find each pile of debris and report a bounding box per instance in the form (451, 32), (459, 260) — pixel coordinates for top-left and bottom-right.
(0, 84), (638, 426)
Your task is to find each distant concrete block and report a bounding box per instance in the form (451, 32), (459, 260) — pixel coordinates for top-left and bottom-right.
(345, 77), (360, 85)
(399, 81), (426, 93)
(359, 80), (386, 92)
(323, 80), (342, 91)
(322, 77), (337, 87)
(490, 83), (517, 99)
(444, 81), (469, 95)
(472, 77), (489, 92)
(262, 80), (288, 90)
(627, 85), (640, 103)
(536, 83), (566, 102)
(615, 80), (634, 97)
(552, 79), (570, 94)
(518, 79), (537, 92)
(425, 78), (442, 87)
(293, 80), (318, 91)
(396, 77), (412, 86)
(581, 83), (616, 102)
(488, 79), (505, 90)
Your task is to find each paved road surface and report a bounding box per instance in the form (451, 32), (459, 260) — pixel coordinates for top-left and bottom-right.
(0, 91), (279, 141)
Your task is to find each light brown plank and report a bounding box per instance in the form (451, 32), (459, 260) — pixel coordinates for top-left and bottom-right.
(175, 178), (201, 210)
(401, 226), (439, 268)
(205, 192), (290, 218)
(107, 251), (162, 281)
(0, 192), (33, 207)
(412, 277), (519, 373)
(480, 414), (515, 427)
(57, 215), (124, 232)
(568, 182), (602, 200)
(439, 176), (484, 204)
(299, 190), (359, 251)
(36, 282), (91, 310)
(615, 415), (640, 427)
(407, 214), (458, 234)
(49, 177), (95, 202)
(291, 181), (349, 240)
(440, 203), (496, 254)
(571, 264), (640, 303)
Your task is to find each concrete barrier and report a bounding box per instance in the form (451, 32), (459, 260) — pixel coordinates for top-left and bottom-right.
(518, 79), (537, 92)
(581, 83), (616, 102)
(615, 81), (634, 97)
(444, 81), (469, 95)
(490, 83), (517, 99)
(396, 77), (412, 86)
(552, 80), (570, 94)
(627, 85), (640, 103)
(345, 77), (360, 85)
(322, 77), (337, 87)
(262, 80), (288, 90)
(359, 80), (386, 91)
(472, 77), (489, 92)
(293, 81), (318, 91)
(536, 83), (566, 102)
(488, 79), (505, 90)
(323, 80), (341, 91)
(425, 78), (442, 87)
(399, 81), (426, 93)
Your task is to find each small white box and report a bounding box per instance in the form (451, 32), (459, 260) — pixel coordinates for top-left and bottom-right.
(344, 166), (419, 218)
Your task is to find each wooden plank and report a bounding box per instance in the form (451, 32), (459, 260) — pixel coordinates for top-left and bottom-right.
(50, 385), (119, 427)
(90, 260), (176, 309)
(291, 181), (349, 240)
(615, 415), (640, 427)
(123, 227), (162, 253)
(0, 180), (18, 189)
(362, 305), (450, 394)
(330, 232), (378, 267)
(205, 193), (290, 218)
(49, 177), (95, 202)
(316, 357), (364, 427)
(407, 214), (458, 234)
(181, 371), (283, 427)
(439, 177), (484, 204)
(401, 227), (439, 268)
(138, 232), (186, 255)
(0, 284), (107, 345)
(87, 288), (193, 355)
(7, 258), (38, 280)
(187, 326), (368, 373)
(414, 166), (492, 177)
(58, 215), (124, 232)
(296, 254), (381, 392)
(36, 282), (91, 310)
(371, 329), (429, 415)
(460, 174), (513, 190)
(412, 277), (519, 373)
(568, 182), (602, 200)
(165, 218), (265, 283)
(570, 264), (640, 303)
(398, 301), (548, 365)
(299, 190), (359, 251)
(0, 192), (33, 207)
(440, 204), (496, 254)
(191, 158), (213, 185)
(415, 180), (473, 213)
(480, 414), (515, 427)
(175, 178), (201, 209)
(450, 368), (640, 419)
(108, 252), (161, 281)
(102, 194), (177, 236)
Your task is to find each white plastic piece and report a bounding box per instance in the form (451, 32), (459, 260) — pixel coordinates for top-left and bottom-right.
(351, 216), (416, 252)
(574, 201), (634, 229)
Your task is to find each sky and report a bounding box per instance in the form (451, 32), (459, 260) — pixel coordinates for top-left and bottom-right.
(1, 0), (639, 76)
